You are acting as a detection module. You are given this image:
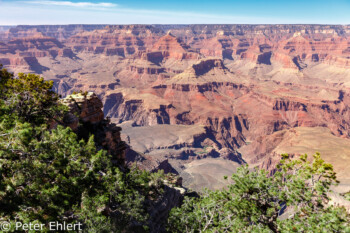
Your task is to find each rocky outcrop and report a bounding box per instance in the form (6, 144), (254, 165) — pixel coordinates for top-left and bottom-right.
(147, 185), (185, 232)
(0, 36), (75, 73)
(61, 92), (104, 129)
(65, 25), (163, 56)
(198, 37), (234, 59)
(190, 58), (226, 75)
(0, 37), (74, 57)
(128, 152), (177, 173)
(271, 52), (299, 69)
(127, 65), (165, 75)
(61, 92), (126, 165)
(149, 33), (199, 60)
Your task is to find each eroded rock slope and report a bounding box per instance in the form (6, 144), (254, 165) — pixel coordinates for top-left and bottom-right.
(1, 24), (350, 192)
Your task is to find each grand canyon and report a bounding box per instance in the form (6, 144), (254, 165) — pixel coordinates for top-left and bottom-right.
(1, 24), (350, 194)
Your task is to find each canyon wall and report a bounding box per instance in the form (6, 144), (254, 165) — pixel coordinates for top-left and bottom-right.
(1, 24), (350, 192)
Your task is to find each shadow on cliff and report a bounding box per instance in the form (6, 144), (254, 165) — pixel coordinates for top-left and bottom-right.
(25, 57), (50, 74)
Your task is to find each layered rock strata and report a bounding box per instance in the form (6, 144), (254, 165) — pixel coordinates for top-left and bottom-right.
(1, 24), (350, 193)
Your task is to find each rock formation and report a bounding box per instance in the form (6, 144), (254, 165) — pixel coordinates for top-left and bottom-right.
(0, 36), (74, 73)
(1, 24), (350, 194)
(61, 92), (126, 165)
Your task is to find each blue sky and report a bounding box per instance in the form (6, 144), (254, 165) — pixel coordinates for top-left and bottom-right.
(0, 0), (349, 25)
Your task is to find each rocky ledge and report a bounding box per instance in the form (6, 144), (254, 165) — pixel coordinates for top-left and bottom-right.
(61, 92), (127, 165)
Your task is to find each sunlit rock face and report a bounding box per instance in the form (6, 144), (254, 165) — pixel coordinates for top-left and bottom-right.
(61, 92), (126, 165)
(2, 24), (350, 192)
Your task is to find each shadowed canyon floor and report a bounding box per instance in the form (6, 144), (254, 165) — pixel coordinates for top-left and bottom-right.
(1, 24), (350, 193)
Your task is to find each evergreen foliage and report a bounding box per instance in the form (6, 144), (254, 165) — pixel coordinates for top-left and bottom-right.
(0, 67), (65, 126)
(168, 154), (350, 232)
(0, 67), (167, 232)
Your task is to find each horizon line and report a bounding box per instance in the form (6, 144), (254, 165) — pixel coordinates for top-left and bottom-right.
(1, 23), (350, 26)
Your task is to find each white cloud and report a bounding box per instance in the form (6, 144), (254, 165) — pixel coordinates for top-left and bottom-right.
(2, 0), (347, 25)
(5, 0), (272, 24)
(25, 1), (117, 8)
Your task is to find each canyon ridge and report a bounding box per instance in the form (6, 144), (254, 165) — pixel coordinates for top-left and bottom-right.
(1, 24), (350, 193)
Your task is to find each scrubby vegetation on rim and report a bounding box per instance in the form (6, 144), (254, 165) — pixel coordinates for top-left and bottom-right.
(0, 65), (169, 232)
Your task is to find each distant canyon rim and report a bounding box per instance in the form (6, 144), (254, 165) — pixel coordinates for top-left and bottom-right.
(1, 24), (350, 193)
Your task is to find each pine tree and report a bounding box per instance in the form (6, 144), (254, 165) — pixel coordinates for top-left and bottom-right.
(168, 154), (350, 232)
(0, 67), (167, 232)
